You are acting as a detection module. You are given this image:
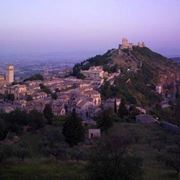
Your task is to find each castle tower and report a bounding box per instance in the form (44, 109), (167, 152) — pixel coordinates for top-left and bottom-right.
(6, 65), (14, 83)
(121, 38), (129, 49)
(142, 42), (145, 47)
(138, 42), (145, 48)
(138, 42), (142, 47)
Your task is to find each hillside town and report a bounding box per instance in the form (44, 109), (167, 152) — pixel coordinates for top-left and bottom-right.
(0, 40), (180, 180)
(0, 39), (180, 125)
(1, 1), (180, 179)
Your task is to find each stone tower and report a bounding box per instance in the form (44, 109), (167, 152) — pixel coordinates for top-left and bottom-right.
(6, 65), (14, 83)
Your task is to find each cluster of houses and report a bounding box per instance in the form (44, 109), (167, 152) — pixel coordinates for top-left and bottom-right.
(0, 66), (111, 122)
(0, 65), (127, 140)
(0, 65), (123, 139)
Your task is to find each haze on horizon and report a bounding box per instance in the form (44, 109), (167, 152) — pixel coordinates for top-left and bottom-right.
(0, 0), (180, 59)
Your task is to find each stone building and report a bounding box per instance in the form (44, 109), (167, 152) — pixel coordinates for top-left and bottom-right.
(121, 38), (129, 49)
(6, 65), (14, 83)
(88, 129), (101, 139)
(119, 38), (145, 52)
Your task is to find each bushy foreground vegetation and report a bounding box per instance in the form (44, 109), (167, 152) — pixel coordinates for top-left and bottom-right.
(1, 107), (180, 180)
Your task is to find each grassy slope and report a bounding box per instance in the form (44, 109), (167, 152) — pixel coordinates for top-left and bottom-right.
(0, 124), (88, 180)
(0, 161), (87, 180)
(1, 122), (180, 180)
(109, 123), (180, 180)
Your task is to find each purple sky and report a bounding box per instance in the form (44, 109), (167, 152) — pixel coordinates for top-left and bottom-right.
(0, 0), (180, 58)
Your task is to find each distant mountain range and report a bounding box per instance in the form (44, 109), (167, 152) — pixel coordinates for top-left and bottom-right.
(170, 57), (180, 64)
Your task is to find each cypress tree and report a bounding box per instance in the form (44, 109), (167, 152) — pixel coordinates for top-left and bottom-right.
(62, 109), (85, 147)
(118, 99), (129, 119)
(114, 98), (117, 114)
(43, 104), (54, 125)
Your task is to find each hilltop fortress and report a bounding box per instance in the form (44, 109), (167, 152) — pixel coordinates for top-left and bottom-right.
(118, 38), (145, 52)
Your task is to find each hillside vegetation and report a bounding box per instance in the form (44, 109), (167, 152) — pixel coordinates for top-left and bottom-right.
(1, 122), (180, 180)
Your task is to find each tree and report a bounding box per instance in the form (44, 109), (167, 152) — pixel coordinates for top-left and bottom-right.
(64, 104), (68, 114)
(11, 109), (28, 126)
(88, 136), (143, 180)
(5, 109), (28, 134)
(51, 93), (57, 100)
(0, 118), (7, 140)
(39, 84), (52, 94)
(153, 141), (164, 152)
(43, 104), (54, 124)
(76, 72), (85, 79)
(4, 94), (15, 102)
(161, 146), (180, 175)
(0, 144), (13, 163)
(26, 95), (33, 101)
(175, 97), (180, 125)
(29, 110), (45, 130)
(118, 98), (129, 119)
(72, 63), (85, 79)
(0, 94), (4, 100)
(114, 98), (117, 114)
(100, 80), (112, 99)
(40, 127), (65, 158)
(129, 105), (140, 122)
(62, 109), (84, 147)
(24, 74), (44, 81)
(176, 90), (179, 99)
(96, 109), (115, 132)
(14, 142), (30, 161)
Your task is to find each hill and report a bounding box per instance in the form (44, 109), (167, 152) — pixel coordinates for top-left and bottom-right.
(73, 46), (180, 106)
